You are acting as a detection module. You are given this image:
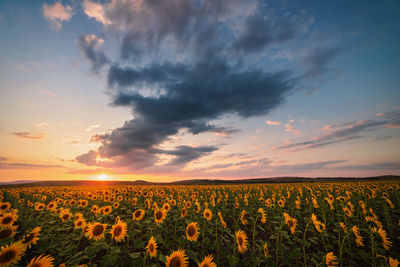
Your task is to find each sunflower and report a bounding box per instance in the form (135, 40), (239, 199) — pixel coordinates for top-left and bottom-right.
(103, 205), (112, 215)
(389, 257), (399, 267)
(0, 213), (17, 227)
(131, 198), (137, 206)
(133, 209), (145, 221)
(163, 203), (171, 212)
(203, 209), (212, 221)
(111, 219), (127, 242)
(0, 203), (11, 211)
(258, 208), (266, 224)
(343, 206), (353, 217)
(165, 249), (188, 267)
(80, 200), (88, 207)
(22, 227), (41, 249)
(180, 208), (187, 218)
(283, 213), (297, 235)
(27, 254), (55, 267)
(74, 219), (86, 229)
(263, 242), (268, 258)
(146, 236), (157, 258)
(325, 252), (338, 267)
(377, 227), (392, 250)
(113, 202), (119, 209)
(91, 205), (99, 214)
(154, 209), (166, 224)
(235, 230), (248, 254)
(47, 202), (57, 210)
(351, 226), (363, 246)
(240, 210), (248, 225)
(87, 223), (107, 241)
(0, 241), (26, 267)
(186, 222), (200, 242)
(234, 202), (239, 209)
(198, 255), (216, 267)
(0, 225), (17, 240)
(60, 210), (72, 222)
(339, 222), (347, 232)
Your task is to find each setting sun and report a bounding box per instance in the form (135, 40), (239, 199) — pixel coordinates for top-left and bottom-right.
(97, 174), (108, 180)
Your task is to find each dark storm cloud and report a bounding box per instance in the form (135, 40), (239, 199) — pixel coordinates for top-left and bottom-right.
(76, 34), (109, 72)
(75, 0), (332, 172)
(153, 145), (219, 165)
(233, 8), (313, 54)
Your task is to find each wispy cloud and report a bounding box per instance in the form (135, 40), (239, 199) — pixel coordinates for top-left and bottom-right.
(39, 90), (56, 96)
(85, 125), (100, 132)
(13, 132), (45, 140)
(42, 2), (74, 31)
(265, 120), (281, 126)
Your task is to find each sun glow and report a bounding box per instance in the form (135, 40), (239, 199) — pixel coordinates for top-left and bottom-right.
(98, 174), (108, 180)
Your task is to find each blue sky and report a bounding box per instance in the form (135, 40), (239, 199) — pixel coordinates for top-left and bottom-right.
(0, 0), (399, 181)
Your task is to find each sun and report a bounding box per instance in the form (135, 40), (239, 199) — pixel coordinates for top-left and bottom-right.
(98, 174), (108, 180)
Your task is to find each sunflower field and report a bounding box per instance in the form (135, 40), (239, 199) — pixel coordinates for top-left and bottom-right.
(0, 181), (399, 267)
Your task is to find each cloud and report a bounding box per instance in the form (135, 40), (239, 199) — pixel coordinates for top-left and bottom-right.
(85, 125), (100, 132)
(74, 0), (341, 174)
(272, 160), (347, 171)
(265, 120), (281, 126)
(0, 157), (7, 162)
(82, 0), (111, 25)
(233, 8), (313, 54)
(334, 162), (400, 170)
(301, 45), (342, 79)
(13, 132), (45, 140)
(42, 2), (74, 31)
(284, 123), (301, 135)
(0, 161), (63, 170)
(276, 109), (400, 151)
(76, 34), (109, 72)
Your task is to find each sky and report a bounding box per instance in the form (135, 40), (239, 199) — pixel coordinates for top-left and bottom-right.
(0, 0), (399, 182)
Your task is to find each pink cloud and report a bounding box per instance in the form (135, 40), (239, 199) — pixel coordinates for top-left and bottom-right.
(42, 2), (74, 31)
(284, 124), (301, 135)
(265, 120), (281, 126)
(82, 0), (111, 25)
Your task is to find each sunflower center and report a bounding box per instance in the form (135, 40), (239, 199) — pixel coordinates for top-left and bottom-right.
(0, 249), (16, 263)
(0, 229), (12, 239)
(238, 236), (243, 246)
(114, 226), (122, 236)
(1, 217), (12, 225)
(77, 221), (82, 226)
(187, 226), (196, 237)
(1, 204), (7, 210)
(135, 211), (141, 217)
(169, 256), (182, 267)
(156, 211), (163, 220)
(288, 220), (294, 227)
(149, 243), (154, 252)
(93, 225), (104, 236)
(63, 214), (69, 220)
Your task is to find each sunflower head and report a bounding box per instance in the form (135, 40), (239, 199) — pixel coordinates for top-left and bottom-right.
(111, 220), (127, 242)
(146, 236), (157, 258)
(203, 209), (212, 221)
(166, 249), (188, 267)
(0, 225), (17, 240)
(133, 209), (145, 221)
(88, 223), (107, 241)
(27, 254), (55, 267)
(198, 255), (216, 267)
(154, 209), (166, 224)
(235, 230), (248, 254)
(22, 227), (41, 249)
(0, 213), (17, 227)
(0, 241), (26, 267)
(186, 222), (200, 242)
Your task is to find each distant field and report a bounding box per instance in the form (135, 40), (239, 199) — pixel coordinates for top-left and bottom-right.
(0, 181), (399, 266)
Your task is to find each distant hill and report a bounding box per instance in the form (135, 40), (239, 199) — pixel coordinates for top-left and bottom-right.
(0, 175), (399, 187)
